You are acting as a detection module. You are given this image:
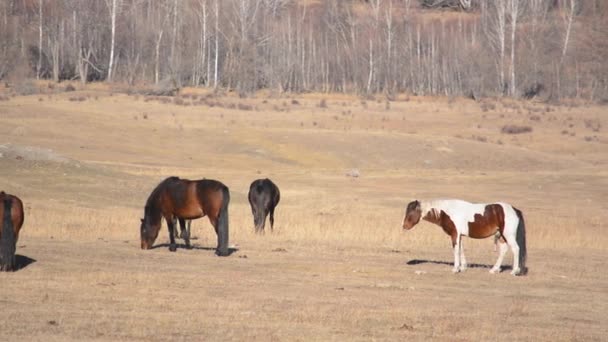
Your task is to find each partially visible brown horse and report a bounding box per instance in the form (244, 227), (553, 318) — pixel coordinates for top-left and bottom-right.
(140, 177), (231, 256)
(0, 192), (24, 271)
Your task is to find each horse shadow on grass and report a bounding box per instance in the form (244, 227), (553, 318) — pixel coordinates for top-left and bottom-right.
(10, 254), (37, 271)
(406, 259), (512, 271)
(151, 243), (238, 256)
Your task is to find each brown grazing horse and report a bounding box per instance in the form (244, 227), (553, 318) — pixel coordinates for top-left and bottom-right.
(140, 177), (231, 256)
(248, 178), (280, 233)
(0, 192), (24, 271)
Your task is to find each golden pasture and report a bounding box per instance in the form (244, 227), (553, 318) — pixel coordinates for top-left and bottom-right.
(0, 84), (606, 341)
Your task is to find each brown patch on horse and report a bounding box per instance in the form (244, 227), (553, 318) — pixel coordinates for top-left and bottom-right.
(438, 211), (458, 246)
(468, 204), (505, 239)
(0, 192), (24, 239)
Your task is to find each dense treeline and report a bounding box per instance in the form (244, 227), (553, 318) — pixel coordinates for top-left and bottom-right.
(1, 0), (606, 101)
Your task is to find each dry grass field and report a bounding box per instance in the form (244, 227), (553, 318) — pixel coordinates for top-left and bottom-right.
(0, 82), (607, 341)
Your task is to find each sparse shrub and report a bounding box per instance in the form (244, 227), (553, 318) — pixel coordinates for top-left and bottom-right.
(14, 80), (38, 95)
(561, 130), (569, 135)
(360, 100), (367, 109)
(38, 97), (43, 102)
(64, 84), (76, 92)
(291, 99), (300, 105)
(529, 115), (541, 122)
(227, 103), (236, 109)
(501, 125), (533, 134)
(584, 119), (601, 132)
(385, 101), (390, 110)
(318, 99), (327, 108)
(173, 97), (185, 106)
(143, 113), (148, 119)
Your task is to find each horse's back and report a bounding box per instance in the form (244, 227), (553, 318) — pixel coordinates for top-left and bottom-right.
(249, 178), (279, 203)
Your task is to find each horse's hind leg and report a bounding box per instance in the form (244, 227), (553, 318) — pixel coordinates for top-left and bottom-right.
(179, 219), (191, 249)
(166, 217), (177, 252)
(490, 242), (509, 274)
(269, 207), (275, 232)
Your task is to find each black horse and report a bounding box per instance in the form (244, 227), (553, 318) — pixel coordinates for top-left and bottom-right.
(248, 178), (280, 233)
(140, 177), (230, 256)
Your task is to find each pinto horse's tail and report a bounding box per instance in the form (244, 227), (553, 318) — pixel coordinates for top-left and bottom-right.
(514, 207), (527, 275)
(216, 185), (230, 257)
(1, 198), (16, 271)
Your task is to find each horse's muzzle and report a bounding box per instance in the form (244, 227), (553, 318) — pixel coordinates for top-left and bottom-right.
(141, 241), (151, 250)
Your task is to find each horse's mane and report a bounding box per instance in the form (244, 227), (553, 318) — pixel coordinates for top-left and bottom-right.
(146, 176), (180, 209)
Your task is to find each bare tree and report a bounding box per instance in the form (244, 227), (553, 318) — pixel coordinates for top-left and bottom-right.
(508, 0), (520, 96)
(105, 0), (120, 82)
(483, 0), (507, 94)
(560, 0), (577, 65)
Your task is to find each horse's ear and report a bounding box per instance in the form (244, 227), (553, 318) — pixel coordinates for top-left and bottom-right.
(415, 200), (421, 210)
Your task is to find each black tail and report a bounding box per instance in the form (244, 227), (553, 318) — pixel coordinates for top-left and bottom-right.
(215, 186), (230, 256)
(1, 198), (16, 271)
(514, 207), (527, 275)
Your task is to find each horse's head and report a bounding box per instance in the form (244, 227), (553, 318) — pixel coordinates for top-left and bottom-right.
(403, 200), (422, 230)
(140, 211), (160, 249)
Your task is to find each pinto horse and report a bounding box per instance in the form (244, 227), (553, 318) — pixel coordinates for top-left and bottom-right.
(140, 177), (230, 256)
(248, 178), (280, 233)
(0, 192), (24, 271)
(402, 199), (527, 276)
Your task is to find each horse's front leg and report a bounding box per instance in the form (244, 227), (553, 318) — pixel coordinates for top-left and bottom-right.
(459, 239), (467, 272)
(452, 235), (461, 273)
(165, 216), (177, 252)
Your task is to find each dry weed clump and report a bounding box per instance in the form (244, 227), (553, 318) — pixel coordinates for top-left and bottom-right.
(479, 102), (496, 112)
(238, 103), (254, 111)
(68, 96), (86, 102)
(318, 98), (328, 108)
(501, 125), (533, 134)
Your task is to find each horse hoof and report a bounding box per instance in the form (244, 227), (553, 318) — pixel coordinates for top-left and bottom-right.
(511, 268), (522, 276)
(452, 268), (461, 274)
(169, 245), (177, 252)
(489, 267), (500, 274)
(215, 250), (229, 257)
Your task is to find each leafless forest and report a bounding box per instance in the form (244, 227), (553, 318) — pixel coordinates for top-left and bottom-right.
(1, 0), (607, 101)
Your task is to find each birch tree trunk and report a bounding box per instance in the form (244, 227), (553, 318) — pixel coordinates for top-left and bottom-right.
(37, 0), (42, 80)
(509, 0), (519, 96)
(107, 0), (118, 82)
(561, 0), (576, 65)
(213, 0), (219, 89)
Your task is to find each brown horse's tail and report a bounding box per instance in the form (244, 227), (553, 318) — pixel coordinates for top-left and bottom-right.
(216, 185), (230, 256)
(1, 198), (16, 271)
(514, 207), (527, 275)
